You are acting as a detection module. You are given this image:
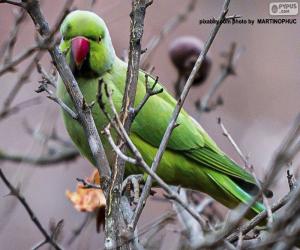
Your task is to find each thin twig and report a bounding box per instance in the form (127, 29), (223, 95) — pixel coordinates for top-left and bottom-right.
(194, 114), (300, 249)
(0, 97), (42, 120)
(260, 114), (300, 196)
(286, 169), (296, 191)
(217, 117), (273, 224)
(133, 74), (163, 119)
(0, 45), (39, 76)
(76, 178), (101, 189)
(140, 0), (197, 69)
(0, 0), (73, 119)
(141, 212), (175, 248)
(1, 9), (26, 64)
(217, 117), (248, 167)
(0, 0), (24, 8)
(173, 189), (205, 248)
(0, 51), (44, 120)
(104, 0), (152, 248)
(36, 62), (57, 87)
(22, 120), (74, 148)
(0, 169), (62, 250)
(226, 191), (291, 243)
(35, 64), (79, 120)
(66, 214), (91, 246)
(196, 42), (242, 113)
(0, 147), (79, 165)
(32, 219), (64, 250)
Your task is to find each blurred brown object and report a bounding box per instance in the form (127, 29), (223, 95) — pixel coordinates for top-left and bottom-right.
(66, 170), (106, 232)
(169, 36), (212, 97)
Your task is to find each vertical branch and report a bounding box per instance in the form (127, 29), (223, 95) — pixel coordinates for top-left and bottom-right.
(130, 0), (232, 230)
(104, 0), (152, 249)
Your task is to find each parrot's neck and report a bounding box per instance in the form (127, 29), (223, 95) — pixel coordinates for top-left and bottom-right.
(107, 56), (127, 74)
(102, 56), (128, 87)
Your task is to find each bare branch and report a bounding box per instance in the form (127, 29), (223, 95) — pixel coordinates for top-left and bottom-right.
(36, 62), (57, 87)
(227, 177), (300, 248)
(194, 113), (300, 249)
(0, 0), (72, 121)
(196, 42), (243, 113)
(217, 117), (249, 167)
(103, 126), (136, 165)
(0, 0), (24, 8)
(226, 192), (291, 243)
(261, 113), (300, 193)
(140, 0), (197, 69)
(1, 8), (26, 64)
(0, 147), (79, 166)
(66, 214), (91, 246)
(0, 45), (39, 76)
(173, 189), (205, 248)
(0, 97), (42, 120)
(286, 169), (296, 191)
(0, 169), (62, 250)
(22, 120), (74, 148)
(133, 74), (163, 119)
(35, 64), (79, 120)
(217, 117), (274, 224)
(76, 178), (101, 189)
(0, 51), (44, 120)
(104, 0), (152, 248)
(131, 0), (232, 231)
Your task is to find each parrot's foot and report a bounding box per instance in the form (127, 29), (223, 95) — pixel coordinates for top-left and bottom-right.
(122, 174), (145, 205)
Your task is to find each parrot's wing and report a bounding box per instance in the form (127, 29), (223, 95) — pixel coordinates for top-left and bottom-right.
(131, 72), (257, 187)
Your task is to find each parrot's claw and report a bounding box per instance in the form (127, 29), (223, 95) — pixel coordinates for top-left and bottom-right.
(122, 174), (144, 205)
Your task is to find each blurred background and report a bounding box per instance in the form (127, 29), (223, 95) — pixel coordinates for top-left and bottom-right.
(0, 0), (299, 249)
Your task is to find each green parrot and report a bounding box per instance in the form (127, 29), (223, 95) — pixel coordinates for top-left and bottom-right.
(57, 10), (272, 219)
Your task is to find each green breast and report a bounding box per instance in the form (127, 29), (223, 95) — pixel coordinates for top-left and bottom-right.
(57, 77), (107, 165)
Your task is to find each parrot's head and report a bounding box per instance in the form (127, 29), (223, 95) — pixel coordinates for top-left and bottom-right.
(59, 10), (115, 77)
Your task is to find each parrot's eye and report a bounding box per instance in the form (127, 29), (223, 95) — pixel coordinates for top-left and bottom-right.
(96, 36), (102, 43)
(61, 35), (70, 41)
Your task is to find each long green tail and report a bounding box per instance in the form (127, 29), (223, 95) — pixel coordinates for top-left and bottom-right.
(207, 171), (265, 220)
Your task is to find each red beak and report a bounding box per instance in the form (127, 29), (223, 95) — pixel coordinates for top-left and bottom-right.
(71, 36), (90, 68)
